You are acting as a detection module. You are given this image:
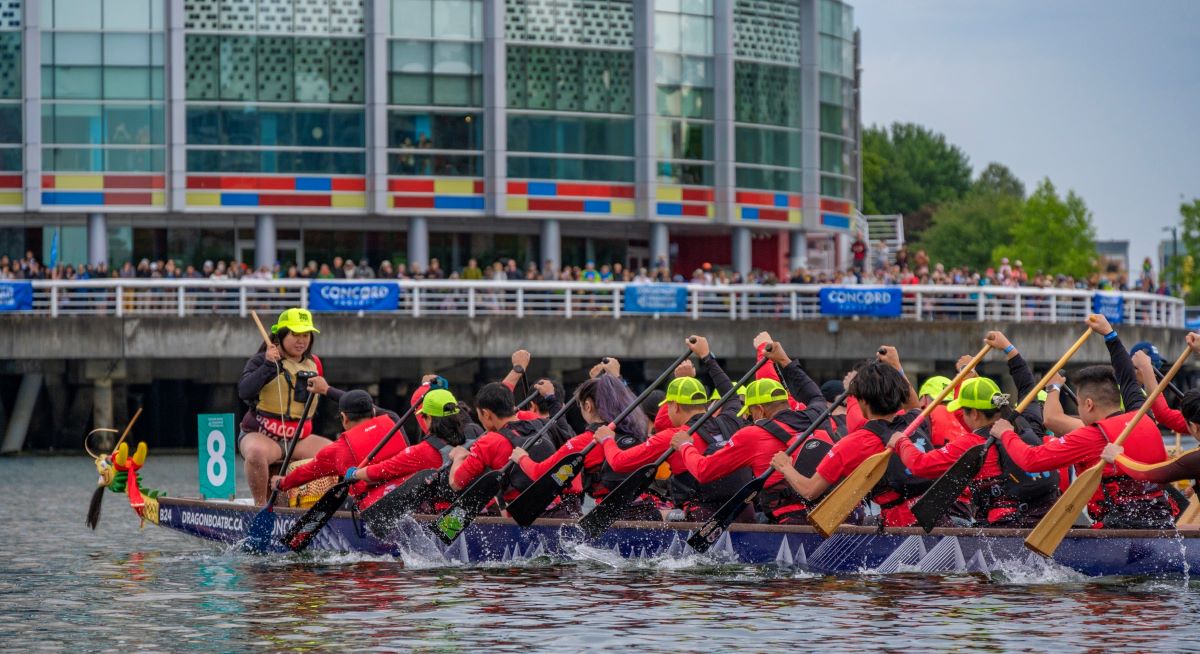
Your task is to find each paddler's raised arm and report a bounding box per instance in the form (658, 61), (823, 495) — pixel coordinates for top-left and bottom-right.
(877, 345), (920, 410)
(502, 349), (531, 390)
(767, 340), (825, 410)
(238, 347), (281, 402)
(1089, 314), (1143, 412)
(985, 330), (1045, 435)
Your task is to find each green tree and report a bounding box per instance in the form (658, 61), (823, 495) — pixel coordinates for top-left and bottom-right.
(916, 189), (1022, 271)
(1174, 198), (1200, 301)
(862, 122), (972, 220)
(973, 162), (1025, 200)
(995, 179), (1097, 278)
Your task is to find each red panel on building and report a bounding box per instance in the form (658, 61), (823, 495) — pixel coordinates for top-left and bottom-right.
(331, 177), (367, 191)
(820, 198), (851, 214)
(389, 179), (435, 193)
(258, 194), (331, 207)
(681, 187), (714, 202)
(391, 196), (436, 208)
(103, 192), (152, 205)
(527, 198), (584, 212)
(507, 181), (528, 195)
(0, 174), (22, 188)
(186, 177), (220, 189)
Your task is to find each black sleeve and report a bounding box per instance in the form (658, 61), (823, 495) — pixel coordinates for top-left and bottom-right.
(700, 355), (743, 417)
(780, 360), (826, 411)
(1006, 353), (1046, 436)
(325, 385), (345, 403)
(1107, 334), (1143, 412)
(237, 353), (277, 403)
(537, 393), (575, 446)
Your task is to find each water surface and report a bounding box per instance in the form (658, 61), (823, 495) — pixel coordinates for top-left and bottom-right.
(2, 456), (1199, 652)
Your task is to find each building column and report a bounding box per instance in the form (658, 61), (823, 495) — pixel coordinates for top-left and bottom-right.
(93, 377), (113, 441)
(408, 216), (429, 270)
(633, 2), (656, 221)
(483, 0), (507, 216)
(789, 230), (807, 273)
(1, 373), (42, 455)
(732, 227), (751, 278)
(254, 214), (276, 271)
(650, 222), (669, 269)
(87, 213), (108, 267)
(712, 0), (735, 223)
(367, 0), (389, 213)
(166, 0), (186, 210)
(22, 0), (42, 212)
(799, 0), (822, 236)
(540, 219), (561, 276)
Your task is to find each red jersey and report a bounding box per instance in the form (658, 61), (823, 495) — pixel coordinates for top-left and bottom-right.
(515, 430), (595, 496)
(678, 419), (830, 486)
(279, 415), (404, 504)
(603, 427), (698, 474)
(358, 440), (445, 509)
(1150, 394), (1188, 434)
(816, 424), (918, 527)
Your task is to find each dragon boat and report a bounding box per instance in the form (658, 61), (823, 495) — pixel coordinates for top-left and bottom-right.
(93, 443), (1200, 577)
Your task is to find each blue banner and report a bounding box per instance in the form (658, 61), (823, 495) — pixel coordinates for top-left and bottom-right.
(623, 284), (688, 314)
(819, 286), (903, 317)
(1092, 293), (1124, 325)
(197, 414), (236, 500)
(0, 281), (33, 311)
(309, 281), (400, 312)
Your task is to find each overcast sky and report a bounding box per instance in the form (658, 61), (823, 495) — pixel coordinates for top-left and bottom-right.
(854, 0), (1200, 273)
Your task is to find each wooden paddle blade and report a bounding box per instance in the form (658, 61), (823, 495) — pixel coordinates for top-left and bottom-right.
(242, 506), (277, 554)
(360, 468), (442, 539)
(428, 470), (503, 545)
(505, 452), (586, 527)
(578, 463), (658, 540)
(1178, 492), (1200, 527)
(281, 482), (350, 553)
(686, 477), (766, 553)
(910, 442), (989, 533)
(1025, 462), (1104, 557)
(808, 450), (892, 538)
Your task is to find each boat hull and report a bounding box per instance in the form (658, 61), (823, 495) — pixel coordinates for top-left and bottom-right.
(147, 497), (1197, 576)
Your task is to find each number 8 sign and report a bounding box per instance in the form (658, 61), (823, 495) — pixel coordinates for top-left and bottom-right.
(198, 414), (236, 499)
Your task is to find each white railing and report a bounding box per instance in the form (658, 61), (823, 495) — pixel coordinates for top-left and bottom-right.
(12, 279), (1185, 327)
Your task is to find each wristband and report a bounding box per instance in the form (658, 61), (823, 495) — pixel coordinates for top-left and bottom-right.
(345, 466), (358, 481)
(1104, 331), (1118, 342)
(1047, 384), (1060, 393)
(1003, 344), (1015, 355)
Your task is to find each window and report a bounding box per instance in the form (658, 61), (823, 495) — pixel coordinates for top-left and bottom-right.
(507, 115), (633, 157)
(506, 46), (634, 114)
(656, 160), (712, 185)
(737, 167), (802, 193)
(821, 137), (849, 175)
(388, 153), (482, 176)
(0, 105), (20, 143)
(389, 112), (481, 150)
(508, 156), (634, 183)
(734, 126), (801, 168)
(391, 0), (481, 39)
(656, 120), (712, 160)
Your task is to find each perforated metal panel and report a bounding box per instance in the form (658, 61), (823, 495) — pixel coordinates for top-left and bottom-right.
(734, 61), (801, 126)
(0, 0), (21, 29)
(733, 0), (801, 65)
(508, 45), (633, 115)
(505, 0), (634, 48)
(188, 0), (365, 35)
(0, 31), (19, 100)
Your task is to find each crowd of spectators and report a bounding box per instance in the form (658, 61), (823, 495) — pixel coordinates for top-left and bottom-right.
(1, 239), (1177, 297)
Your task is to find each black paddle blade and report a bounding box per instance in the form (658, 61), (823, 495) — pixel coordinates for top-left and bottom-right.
(578, 463), (658, 539)
(910, 442), (989, 533)
(428, 470), (503, 545)
(505, 452), (586, 527)
(686, 477), (765, 553)
(281, 481), (351, 553)
(85, 485), (105, 530)
(359, 468), (443, 539)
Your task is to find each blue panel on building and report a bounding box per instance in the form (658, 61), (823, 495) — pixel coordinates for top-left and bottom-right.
(295, 177), (332, 192)
(526, 182), (557, 196)
(741, 207), (759, 220)
(583, 200), (611, 213)
(433, 196), (485, 210)
(774, 194), (788, 207)
(42, 192), (105, 205)
(821, 213), (850, 229)
(221, 193), (259, 206)
(657, 202), (682, 216)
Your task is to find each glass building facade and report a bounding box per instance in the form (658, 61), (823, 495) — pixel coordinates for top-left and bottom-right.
(1, 0), (861, 276)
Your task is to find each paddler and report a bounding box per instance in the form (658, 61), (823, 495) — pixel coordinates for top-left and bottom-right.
(991, 314), (1174, 529)
(346, 387), (472, 510)
(270, 390), (405, 508)
(916, 374), (968, 447)
(766, 349), (934, 528)
(889, 331), (1060, 526)
(238, 308), (339, 504)
(449, 380), (571, 513)
(667, 340), (841, 525)
(593, 336), (751, 521)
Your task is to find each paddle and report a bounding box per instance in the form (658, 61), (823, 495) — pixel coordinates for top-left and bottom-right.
(85, 406), (144, 530)
(281, 402), (417, 552)
(1026, 344), (1192, 557)
(505, 343), (698, 528)
(427, 391), (582, 544)
(688, 389), (850, 553)
(1152, 366), (1185, 402)
(242, 390), (316, 553)
(360, 462), (452, 538)
(806, 343), (994, 539)
(579, 348), (773, 539)
(909, 329), (1094, 532)
(517, 387), (539, 411)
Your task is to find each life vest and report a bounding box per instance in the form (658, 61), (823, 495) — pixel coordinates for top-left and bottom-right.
(496, 419), (558, 492)
(864, 413), (934, 507)
(970, 422), (1060, 521)
(253, 355), (322, 439)
(826, 413), (850, 441)
(671, 413), (752, 506)
(1094, 417), (1168, 510)
(582, 423), (646, 497)
(755, 409), (838, 519)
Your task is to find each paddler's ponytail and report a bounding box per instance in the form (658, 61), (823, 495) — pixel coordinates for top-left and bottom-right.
(575, 375), (647, 437)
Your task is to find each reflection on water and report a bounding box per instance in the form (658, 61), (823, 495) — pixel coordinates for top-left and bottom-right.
(2, 456), (1200, 651)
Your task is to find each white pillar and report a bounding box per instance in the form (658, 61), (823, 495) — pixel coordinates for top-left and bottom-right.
(408, 216), (429, 269)
(1, 373), (43, 454)
(255, 214), (276, 271)
(93, 378), (114, 438)
(712, 0), (735, 223)
(650, 222), (670, 269)
(789, 230), (807, 272)
(540, 219), (561, 275)
(633, 2), (656, 221)
(732, 227), (751, 277)
(87, 213), (108, 267)
(483, 0), (507, 216)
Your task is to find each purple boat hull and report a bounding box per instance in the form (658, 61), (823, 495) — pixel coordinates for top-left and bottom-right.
(144, 497), (1199, 576)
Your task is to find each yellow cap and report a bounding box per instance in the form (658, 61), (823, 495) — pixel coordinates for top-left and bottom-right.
(420, 389), (460, 417)
(660, 377), (709, 406)
(918, 375), (953, 402)
(946, 377), (1004, 412)
(272, 307), (320, 335)
(737, 378), (788, 417)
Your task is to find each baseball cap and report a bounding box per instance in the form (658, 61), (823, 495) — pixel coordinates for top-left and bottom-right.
(737, 378), (788, 417)
(946, 377), (1004, 412)
(338, 389), (374, 415)
(918, 376), (953, 402)
(272, 307), (320, 334)
(1130, 341), (1162, 369)
(820, 380), (844, 403)
(420, 389), (460, 417)
(660, 377), (709, 406)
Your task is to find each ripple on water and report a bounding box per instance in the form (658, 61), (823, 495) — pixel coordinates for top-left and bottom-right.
(5, 455), (1200, 652)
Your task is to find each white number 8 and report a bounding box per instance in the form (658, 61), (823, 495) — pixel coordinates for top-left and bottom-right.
(206, 429), (227, 486)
